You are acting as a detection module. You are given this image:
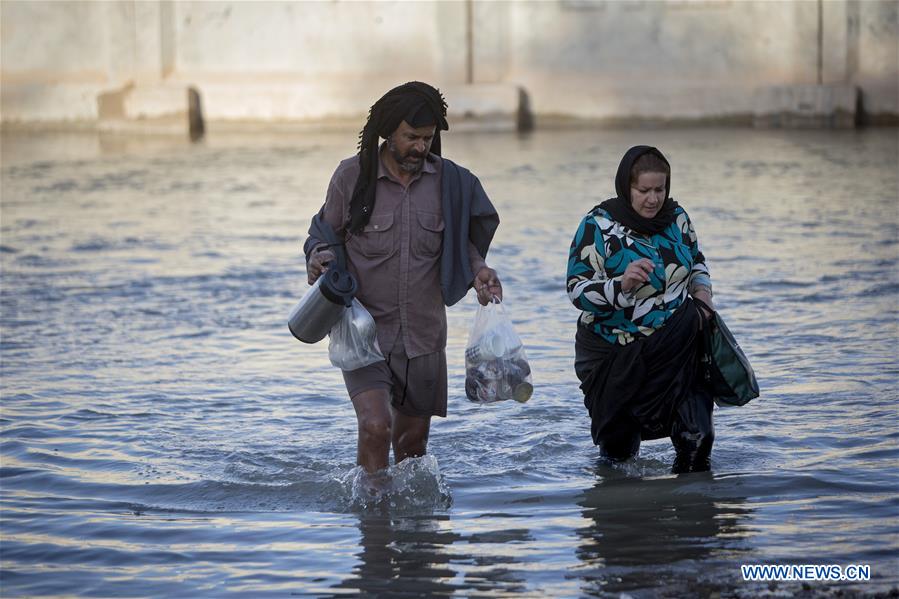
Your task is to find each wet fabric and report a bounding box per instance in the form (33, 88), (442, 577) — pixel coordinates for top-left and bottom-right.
(669, 385), (714, 473)
(576, 299), (707, 443)
(574, 301), (715, 471)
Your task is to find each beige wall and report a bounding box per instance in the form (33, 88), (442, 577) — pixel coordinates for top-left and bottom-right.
(492, 0), (897, 120)
(1, 0), (896, 126)
(167, 1), (469, 121)
(852, 0), (899, 115)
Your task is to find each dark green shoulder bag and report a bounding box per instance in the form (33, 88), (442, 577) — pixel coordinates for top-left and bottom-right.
(693, 298), (759, 407)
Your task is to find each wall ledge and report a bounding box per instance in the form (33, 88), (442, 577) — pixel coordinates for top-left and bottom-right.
(752, 84), (860, 129)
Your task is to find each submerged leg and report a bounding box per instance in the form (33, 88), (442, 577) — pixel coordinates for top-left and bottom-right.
(596, 425), (641, 462)
(670, 390), (715, 474)
(391, 409), (431, 464)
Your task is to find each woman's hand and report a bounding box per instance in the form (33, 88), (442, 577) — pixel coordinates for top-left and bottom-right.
(620, 258), (655, 292)
(474, 266), (503, 305)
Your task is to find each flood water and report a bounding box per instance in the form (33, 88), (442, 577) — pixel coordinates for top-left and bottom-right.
(1, 127), (897, 597)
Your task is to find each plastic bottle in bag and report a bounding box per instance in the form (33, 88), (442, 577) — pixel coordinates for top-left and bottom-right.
(464, 301), (533, 404)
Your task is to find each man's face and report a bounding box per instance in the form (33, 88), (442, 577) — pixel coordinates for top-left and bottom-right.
(387, 121), (436, 173)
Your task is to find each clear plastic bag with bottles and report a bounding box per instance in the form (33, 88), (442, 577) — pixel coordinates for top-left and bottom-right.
(464, 299), (533, 404)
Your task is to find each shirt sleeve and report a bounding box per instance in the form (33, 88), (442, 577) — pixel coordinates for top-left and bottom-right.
(685, 213), (712, 294)
(304, 166), (349, 262)
(566, 214), (636, 315)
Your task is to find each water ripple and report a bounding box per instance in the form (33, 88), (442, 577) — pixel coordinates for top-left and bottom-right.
(1, 128), (897, 596)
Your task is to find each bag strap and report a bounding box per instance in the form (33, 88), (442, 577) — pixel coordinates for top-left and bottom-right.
(692, 297), (716, 315)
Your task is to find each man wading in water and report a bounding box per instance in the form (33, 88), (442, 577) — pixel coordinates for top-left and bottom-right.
(304, 82), (503, 480)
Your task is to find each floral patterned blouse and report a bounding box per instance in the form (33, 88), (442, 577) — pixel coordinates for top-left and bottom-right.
(567, 206), (712, 346)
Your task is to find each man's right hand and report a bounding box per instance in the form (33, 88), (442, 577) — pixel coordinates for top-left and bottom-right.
(620, 258), (655, 292)
(307, 249), (336, 285)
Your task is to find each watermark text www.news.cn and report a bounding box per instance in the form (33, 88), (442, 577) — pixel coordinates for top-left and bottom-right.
(741, 564), (871, 582)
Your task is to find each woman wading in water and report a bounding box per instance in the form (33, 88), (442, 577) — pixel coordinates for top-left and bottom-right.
(567, 146), (716, 473)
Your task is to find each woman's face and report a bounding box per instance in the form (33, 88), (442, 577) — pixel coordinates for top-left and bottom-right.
(629, 171), (667, 219)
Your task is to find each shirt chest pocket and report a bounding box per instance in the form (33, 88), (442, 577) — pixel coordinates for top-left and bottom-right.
(413, 211), (445, 258)
(350, 213), (396, 258)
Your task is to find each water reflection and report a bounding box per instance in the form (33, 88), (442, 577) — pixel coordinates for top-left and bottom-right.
(576, 465), (752, 595)
(328, 514), (461, 596)
(327, 511), (540, 596)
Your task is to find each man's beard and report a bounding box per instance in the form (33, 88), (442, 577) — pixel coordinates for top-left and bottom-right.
(388, 138), (425, 174)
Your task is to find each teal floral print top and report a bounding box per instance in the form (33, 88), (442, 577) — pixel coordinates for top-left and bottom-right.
(567, 205), (712, 345)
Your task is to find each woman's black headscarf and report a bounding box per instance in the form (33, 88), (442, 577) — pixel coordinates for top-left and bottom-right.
(599, 145), (679, 236)
(348, 81), (449, 233)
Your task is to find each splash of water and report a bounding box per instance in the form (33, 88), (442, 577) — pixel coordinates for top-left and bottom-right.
(338, 455), (453, 513)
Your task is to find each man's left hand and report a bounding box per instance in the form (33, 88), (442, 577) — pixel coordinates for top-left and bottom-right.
(474, 266), (503, 305)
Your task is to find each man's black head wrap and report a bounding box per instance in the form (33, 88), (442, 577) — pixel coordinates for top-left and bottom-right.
(348, 81), (449, 233)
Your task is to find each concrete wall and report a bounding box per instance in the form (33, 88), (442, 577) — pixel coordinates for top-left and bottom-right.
(502, 1), (820, 119)
(851, 0), (899, 117)
(487, 0), (897, 121)
(1, 0), (897, 128)
(167, 1), (464, 121)
(1, 1), (109, 121)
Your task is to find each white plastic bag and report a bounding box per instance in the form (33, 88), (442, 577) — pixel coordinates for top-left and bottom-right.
(464, 299), (533, 404)
(329, 299), (384, 371)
